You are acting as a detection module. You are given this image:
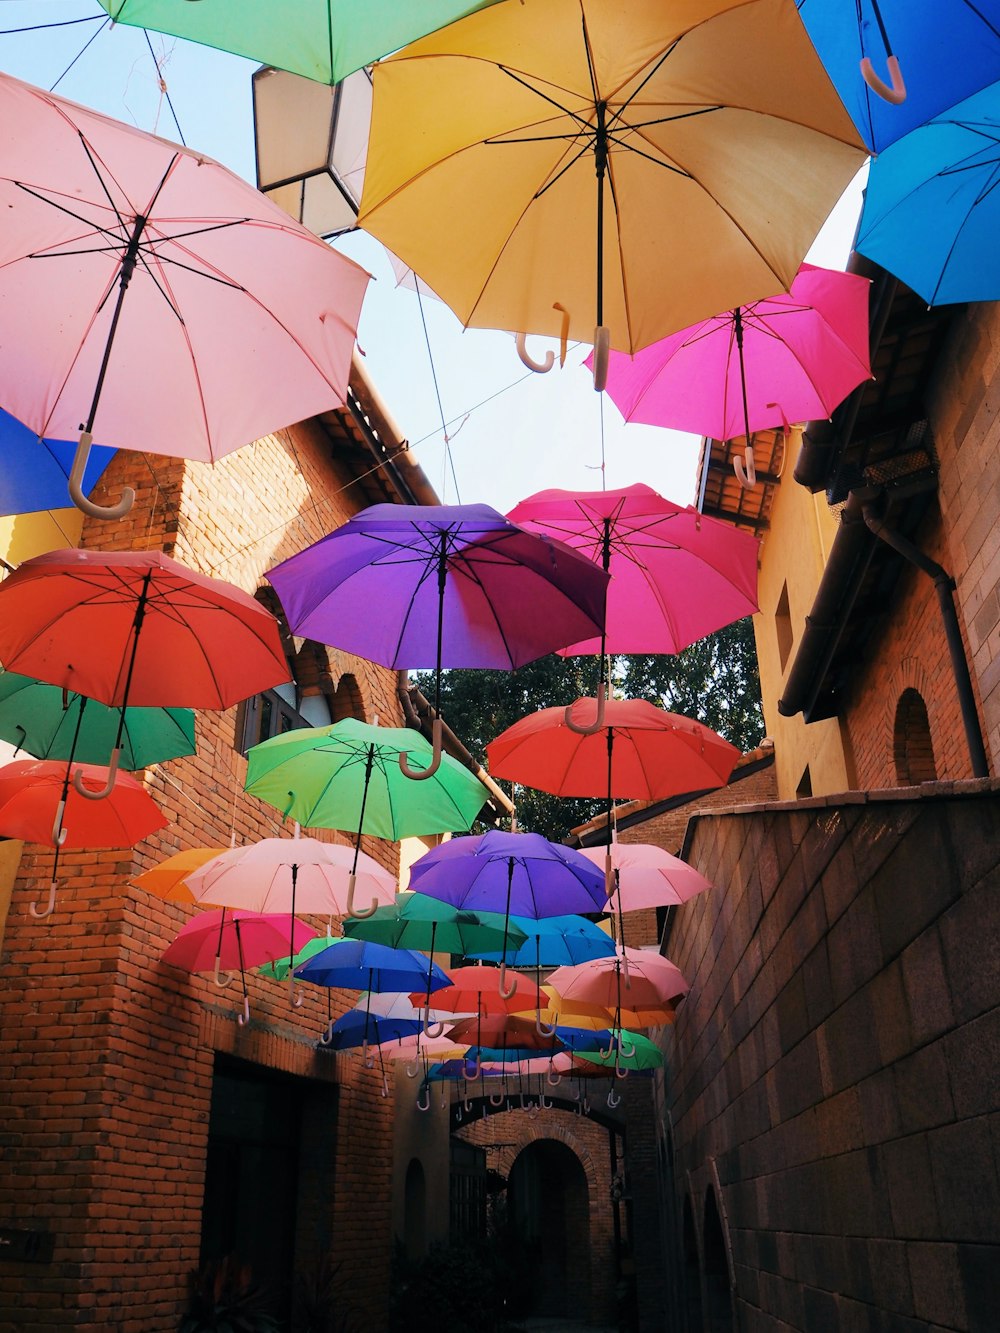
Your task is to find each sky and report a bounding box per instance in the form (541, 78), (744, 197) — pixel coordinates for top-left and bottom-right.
(0, 2), (868, 513)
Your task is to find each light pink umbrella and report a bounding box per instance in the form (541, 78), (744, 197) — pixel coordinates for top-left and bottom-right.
(577, 843), (713, 912)
(589, 263), (871, 448)
(0, 70), (370, 519)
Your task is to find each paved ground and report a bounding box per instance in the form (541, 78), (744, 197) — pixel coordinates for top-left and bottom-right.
(515, 1320), (618, 1332)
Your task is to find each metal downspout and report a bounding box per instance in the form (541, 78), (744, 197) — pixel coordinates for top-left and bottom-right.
(861, 503), (989, 777)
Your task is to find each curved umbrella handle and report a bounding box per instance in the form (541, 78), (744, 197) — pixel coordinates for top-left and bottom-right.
(582, 1096), (591, 1114)
(363, 1039), (375, 1069)
(860, 53), (906, 104)
(546, 1063), (562, 1088)
(607, 1087), (621, 1109)
(564, 682), (606, 736)
(290, 980), (304, 1009)
(535, 1010), (558, 1038)
(498, 960), (517, 1000)
(515, 332), (554, 374)
(464, 1053), (481, 1080)
(416, 1084), (431, 1112)
(592, 325), (610, 392)
(463, 1094), (473, 1113)
(488, 1090), (505, 1107)
(619, 1032), (636, 1059)
(404, 1055), (421, 1079)
(318, 1019), (337, 1047)
(68, 432), (135, 520)
(237, 996), (250, 1027)
(73, 749), (120, 801)
(398, 716), (443, 781)
(733, 444), (757, 490)
(29, 879), (58, 919)
(346, 871), (379, 920)
(50, 799), (68, 848)
(455, 1102), (463, 1123)
(381, 1076), (390, 1099)
(423, 1003), (444, 1039)
(598, 1033), (615, 1060)
(212, 956), (233, 988)
(540, 1092), (553, 1110)
(614, 1050), (629, 1080)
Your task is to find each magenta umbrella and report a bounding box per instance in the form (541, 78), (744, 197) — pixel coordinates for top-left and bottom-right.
(0, 70), (369, 520)
(590, 262), (872, 451)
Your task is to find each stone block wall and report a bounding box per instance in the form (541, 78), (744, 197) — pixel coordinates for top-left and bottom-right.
(659, 783), (1000, 1332)
(0, 424), (408, 1330)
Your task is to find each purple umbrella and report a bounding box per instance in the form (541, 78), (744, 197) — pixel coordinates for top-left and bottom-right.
(267, 503), (608, 778)
(408, 830), (607, 1011)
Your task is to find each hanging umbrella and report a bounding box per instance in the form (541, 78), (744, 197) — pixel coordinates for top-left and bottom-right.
(796, 0), (1000, 152)
(0, 409), (114, 518)
(573, 1029), (663, 1071)
(296, 937), (452, 1001)
(266, 502), (608, 775)
(471, 913), (617, 967)
(258, 933), (337, 982)
(244, 717), (488, 915)
(0, 758), (167, 916)
(0, 671), (195, 771)
(588, 264), (872, 445)
(507, 483), (760, 666)
(358, 0), (865, 384)
(414, 964), (543, 1016)
(132, 847), (232, 904)
(95, 0), (508, 86)
(577, 842), (714, 912)
(549, 949), (688, 1060)
(0, 70), (369, 519)
(319, 1008), (425, 1052)
(163, 909), (317, 1026)
(855, 83), (1000, 306)
(0, 548), (290, 795)
(183, 834), (396, 1003)
(408, 830), (608, 1001)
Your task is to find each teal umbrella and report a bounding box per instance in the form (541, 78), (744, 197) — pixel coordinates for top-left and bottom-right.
(0, 671), (195, 770)
(343, 890), (525, 957)
(95, 0), (506, 86)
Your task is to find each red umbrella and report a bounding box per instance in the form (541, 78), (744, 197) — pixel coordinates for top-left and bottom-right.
(163, 909), (319, 1026)
(0, 758), (167, 917)
(0, 548), (290, 794)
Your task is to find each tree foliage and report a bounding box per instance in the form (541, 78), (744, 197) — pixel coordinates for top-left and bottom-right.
(413, 618), (763, 843)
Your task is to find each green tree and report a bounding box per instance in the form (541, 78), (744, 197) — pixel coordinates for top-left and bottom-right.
(413, 618), (763, 843)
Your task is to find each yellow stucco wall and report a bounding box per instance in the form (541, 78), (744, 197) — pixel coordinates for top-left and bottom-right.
(754, 429), (856, 800)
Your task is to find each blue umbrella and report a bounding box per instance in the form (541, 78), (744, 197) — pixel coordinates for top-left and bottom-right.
(0, 409), (115, 517)
(320, 1009), (423, 1051)
(470, 914), (616, 968)
(295, 937), (452, 994)
(797, 0), (1000, 151)
(856, 83), (1000, 304)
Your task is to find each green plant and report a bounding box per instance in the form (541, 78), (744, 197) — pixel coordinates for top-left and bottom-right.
(178, 1254), (281, 1333)
(291, 1254), (361, 1333)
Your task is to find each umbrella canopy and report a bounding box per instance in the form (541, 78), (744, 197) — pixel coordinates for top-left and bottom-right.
(132, 846), (230, 903)
(471, 914), (617, 967)
(796, 0), (1000, 152)
(0, 409), (114, 518)
(574, 1029), (663, 1070)
(0, 549), (290, 711)
(296, 937), (452, 993)
(0, 70), (369, 518)
(856, 83), (1000, 306)
(358, 0), (865, 357)
(244, 717), (488, 837)
(163, 909), (317, 973)
(258, 933), (337, 981)
(486, 697), (741, 800)
(96, 0), (507, 86)
(548, 949), (689, 1012)
(319, 1009), (424, 1052)
(0, 672), (195, 771)
(507, 484), (760, 657)
(343, 890), (526, 957)
(0, 758), (166, 848)
(416, 964), (543, 1015)
(590, 264), (872, 444)
(446, 1013), (557, 1052)
(577, 843), (713, 912)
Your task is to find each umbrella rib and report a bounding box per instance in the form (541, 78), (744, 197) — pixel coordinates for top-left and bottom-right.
(12, 184), (126, 250)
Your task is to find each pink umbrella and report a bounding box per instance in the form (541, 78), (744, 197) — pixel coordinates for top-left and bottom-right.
(577, 843), (713, 912)
(0, 70), (369, 519)
(163, 909), (318, 1026)
(590, 263), (871, 468)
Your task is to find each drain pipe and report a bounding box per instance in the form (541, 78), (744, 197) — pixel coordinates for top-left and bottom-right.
(861, 501), (989, 777)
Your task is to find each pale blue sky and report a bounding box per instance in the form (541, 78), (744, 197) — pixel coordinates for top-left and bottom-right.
(0, 3), (867, 511)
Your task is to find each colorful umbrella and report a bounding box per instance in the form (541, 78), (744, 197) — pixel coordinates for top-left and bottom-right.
(0, 758), (167, 916)
(589, 264), (872, 444)
(267, 502), (608, 775)
(0, 672), (195, 771)
(796, 0), (1000, 152)
(856, 83), (1000, 306)
(244, 718), (488, 912)
(132, 847), (231, 904)
(163, 909), (317, 1025)
(95, 0), (507, 86)
(343, 891), (525, 959)
(358, 0), (865, 377)
(577, 843), (714, 912)
(471, 914), (617, 967)
(549, 948), (688, 1060)
(507, 484), (760, 661)
(0, 70), (369, 518)
(296, 937), (452, 994)
(414, 964), (543, 1017)
(0, 409), (114, 518)
(0, 548), (289, 794)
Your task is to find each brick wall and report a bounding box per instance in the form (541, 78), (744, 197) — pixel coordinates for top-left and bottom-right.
(659, 782), (1000, 1332)
(0, 424), (405, 1330)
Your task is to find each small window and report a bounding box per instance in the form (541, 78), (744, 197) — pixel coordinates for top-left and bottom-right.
(235, 591), (333, 755)
(894, 688), (937, 784)
(775, 581), (793, 672)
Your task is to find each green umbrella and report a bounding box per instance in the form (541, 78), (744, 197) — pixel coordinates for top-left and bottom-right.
(573, 1029), (662, 1072)
(257, 933), (339, 982)
(0, 670), (195, 770)
(95, 0), (506, 86)
(245, 717), (487, 840)
(343, 890), (525, 956)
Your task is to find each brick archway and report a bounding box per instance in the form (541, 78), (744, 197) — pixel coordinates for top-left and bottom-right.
(885, 656), (939, 783)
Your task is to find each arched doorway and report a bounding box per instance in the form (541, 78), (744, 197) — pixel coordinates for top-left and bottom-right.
(506, 1139), (589, 1319)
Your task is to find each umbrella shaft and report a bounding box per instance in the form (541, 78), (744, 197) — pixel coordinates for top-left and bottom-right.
(84, 214), (147, 434)
(595, 102), (607, 327)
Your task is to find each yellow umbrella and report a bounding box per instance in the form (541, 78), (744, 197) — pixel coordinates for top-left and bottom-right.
(132, 847), (229, 903)
(359, 0), (866, 379)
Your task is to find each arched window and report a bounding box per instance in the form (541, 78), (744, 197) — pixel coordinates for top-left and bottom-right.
(331, 673), (366, 724)
(893, 687), (937, 784)
(236, 590), (333, 754)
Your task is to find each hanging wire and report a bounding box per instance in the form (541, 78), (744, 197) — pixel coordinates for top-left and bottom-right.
(0, 14), (103, 36)
(414, 283), (461, 503)
(143, 29), (186, 145)
(49, 14), (111, 91)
